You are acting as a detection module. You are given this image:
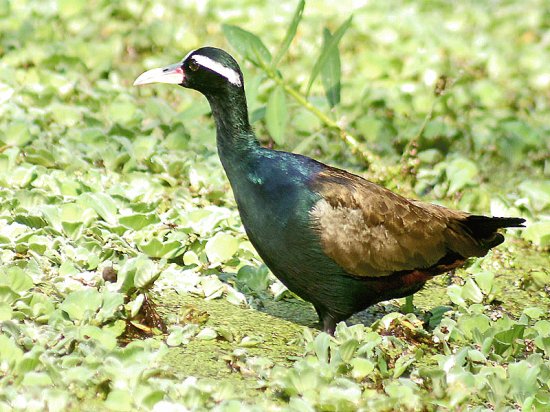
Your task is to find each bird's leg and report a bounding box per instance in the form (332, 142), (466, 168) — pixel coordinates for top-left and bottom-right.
(322, 315), (337, 336)
(314, 305), (337, 335)
(401, 295), (415, 314)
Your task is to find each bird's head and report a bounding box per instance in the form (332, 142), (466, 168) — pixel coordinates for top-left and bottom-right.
(133, 47), (243, 95)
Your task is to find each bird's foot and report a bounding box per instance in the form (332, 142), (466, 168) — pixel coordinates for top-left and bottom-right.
(401, 295), (415, 314)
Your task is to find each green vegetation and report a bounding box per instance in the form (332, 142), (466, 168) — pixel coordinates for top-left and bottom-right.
(0, 0), (548, 410)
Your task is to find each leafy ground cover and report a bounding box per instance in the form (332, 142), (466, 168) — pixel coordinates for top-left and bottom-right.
(0, 0), (549, 410)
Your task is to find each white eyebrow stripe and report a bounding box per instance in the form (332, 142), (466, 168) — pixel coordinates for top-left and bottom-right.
(191, 54), (242, 86)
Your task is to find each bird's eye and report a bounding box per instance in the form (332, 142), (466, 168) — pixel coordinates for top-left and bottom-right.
(188, 60), (200, 72)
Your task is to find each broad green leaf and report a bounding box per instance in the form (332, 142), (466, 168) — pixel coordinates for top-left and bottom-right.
(350, 358), (375, 380)
(306, 16), (352, 94)
(0, 286), (19, 305)
(222, 24), (272, 67)
(60, 289), (103, 321)
(201, 275), (224, 300)
(21, 372), (53, 387)
(508, 361), (540, 399)
(119, 213), (160, 231)
(5, 121), (32, 146)
(447, 284), (466, 307)
(0, 267), (33, 293)
(50, 103), (82, 128)
(105, 390), (133, 412)
(393, 354), (415, 378)
(108, 96), (137, 125)
(29, 293), (55, 320)
(239, 335), (263, 348)
(10, 165), (37, 188)
(522, 306), (545, 319)
(0, 302), (13, 321)
(60, 202), (95, 223)
(129, 293), (145, 318)
(338, 339), (359, 362)
(522, 222), (550, 248)
(79, 325), (117, 350)
(0, 335), (23, 365)
(519, 180), (550, 212)
(0, 82), (14, 105)
(272, 0), (305, 67)
(313, 332), (330, 363)
(166, 324), (199, 346)
(205, 232), (239, 264)
(321, 28), (342, 108)
(196, 327), (218, 340)
(445, 158), (479, 193)
(97, 292), (125, 322)
(133, 258), (160, 289)
(237, 265), (269, 292)
(474, 271), (495, 295)
(225, 285), (246, 306)
(79, 192), (118, 225)
(265, 86), (288, 145)
(57, 0), (86, 17)
(138, 237), (184, 259)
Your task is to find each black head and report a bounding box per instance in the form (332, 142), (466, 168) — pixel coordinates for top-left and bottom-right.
(134, 47), (244, 95)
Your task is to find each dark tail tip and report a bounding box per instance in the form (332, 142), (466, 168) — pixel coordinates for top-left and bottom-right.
(466, 215), (526, 230)
(462, 215), (525, 248)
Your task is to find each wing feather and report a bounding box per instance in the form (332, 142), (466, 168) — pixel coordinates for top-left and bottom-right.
(309, 168), (481, 277)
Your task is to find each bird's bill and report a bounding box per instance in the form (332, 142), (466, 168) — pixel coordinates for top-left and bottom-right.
(133, 62), (184, 86)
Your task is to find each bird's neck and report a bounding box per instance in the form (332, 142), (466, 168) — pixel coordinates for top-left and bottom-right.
(204, 88), (259, 161)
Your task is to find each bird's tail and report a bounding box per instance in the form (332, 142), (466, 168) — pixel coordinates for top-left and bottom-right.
(462, 215), (525, 248)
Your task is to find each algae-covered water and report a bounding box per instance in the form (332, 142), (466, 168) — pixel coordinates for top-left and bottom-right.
(159, 237), (549, 396)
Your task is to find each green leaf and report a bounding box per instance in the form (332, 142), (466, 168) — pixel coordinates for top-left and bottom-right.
(222, 24), (272, 67)
(0, 335), (23, 366)
(80, 325), (117, 350)
(196, 327), (218, 340)
(119, 213), (160, 230)
(105, 389), (133, 412)
(350, 358), (375, 380)
(313, 332), (330, 363)
(236, 265), (269, 292)
(5, 121), (32, 146)
(265, 86), (288, 145)
(108, 96), (137, 125)
(473, 271), (495, 295)
(0, 302), (13, 320)
(79, 193), (118, 225)
(321, 28), (342, 108)
(0, 267), (33, 293)
(97, 292), (125, 322)
(21, 372), (53, 387)
(306, 16), (352, 94)
(393, 354), (415, 378)
(519, 180), (550, 212)
(522, 222), (550, 247)
(508, 361), (540, 399)
(272, 0), (305, 67)
(201, 275), (224, 300)
(133, 258), (160, 289)
(0, 286), (19, 305)
(338, 339), (359, 362)
(60, 290), (103, 321)
(57, 0), (86, 18)
(445, 158), (479, 193)
(138, 237), (185, 259)
(205, 232), (239, 264)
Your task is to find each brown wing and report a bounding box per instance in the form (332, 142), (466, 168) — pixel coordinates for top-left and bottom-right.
(309, 167), (487, 277)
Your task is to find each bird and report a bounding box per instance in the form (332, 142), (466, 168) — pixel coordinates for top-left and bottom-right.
(134, 47), (525, 334)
